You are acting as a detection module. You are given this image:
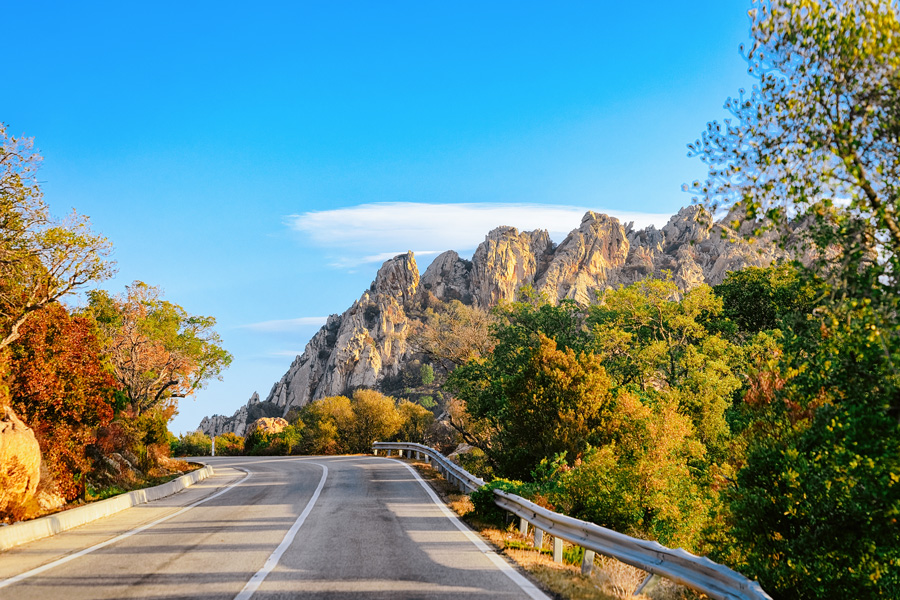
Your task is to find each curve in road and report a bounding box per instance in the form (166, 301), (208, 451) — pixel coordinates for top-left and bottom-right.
(0, 456), (550, 600)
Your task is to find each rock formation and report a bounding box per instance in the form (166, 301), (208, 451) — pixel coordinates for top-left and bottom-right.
(0, 405), (42, 520)
(198, 206), (784, 436)
(247, 417), (289, 436)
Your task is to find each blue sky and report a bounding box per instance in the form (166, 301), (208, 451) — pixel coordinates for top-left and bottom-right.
(3, 1), (752, 434)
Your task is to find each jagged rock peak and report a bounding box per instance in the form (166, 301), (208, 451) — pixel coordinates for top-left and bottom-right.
(372, 251), (419, 303)
(420, 250), (474, 304)
(470, 225), (554, 307)
(535, 211), (629, 305)
(198, 205), (790, 436)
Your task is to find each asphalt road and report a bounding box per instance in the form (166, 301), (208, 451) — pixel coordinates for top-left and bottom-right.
(0, 456), (549, 600)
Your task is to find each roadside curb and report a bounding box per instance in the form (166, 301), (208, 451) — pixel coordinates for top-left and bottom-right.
(0, 464), (214, 552)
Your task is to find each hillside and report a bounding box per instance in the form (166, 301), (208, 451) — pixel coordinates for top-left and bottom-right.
(198, 205), (781, 436)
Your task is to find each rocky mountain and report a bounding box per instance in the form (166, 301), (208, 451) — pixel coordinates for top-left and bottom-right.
(198, 206), (783, 436)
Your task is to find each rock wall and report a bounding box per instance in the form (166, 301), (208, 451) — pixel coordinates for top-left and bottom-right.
(198, 206), (783, 436)
(0, 406), (42, 520)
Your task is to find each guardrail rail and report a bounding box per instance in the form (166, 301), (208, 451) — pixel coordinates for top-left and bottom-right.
(373, 441), (772, 600)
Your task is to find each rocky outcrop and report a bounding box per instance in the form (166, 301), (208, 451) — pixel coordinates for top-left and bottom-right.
(0, 406), (42, 520)
(247, 417), (289, 436)
(536, 212), (629, 304)
(199, 392), (282, 437)
(199, 206), (788, 436)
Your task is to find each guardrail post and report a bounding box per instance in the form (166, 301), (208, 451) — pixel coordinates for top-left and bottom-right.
(634, 573), (660, 596)
(581, 549), (595, 575)
(534, 528), (544, 549)
(387, 449), (392, 457)
(553, 536), (563, 563)
(519, 517), (529, 536)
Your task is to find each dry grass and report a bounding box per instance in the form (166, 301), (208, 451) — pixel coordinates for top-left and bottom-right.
(400, 456), (695, 600)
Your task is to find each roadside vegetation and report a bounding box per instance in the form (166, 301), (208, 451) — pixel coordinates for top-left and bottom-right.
(217, 3), (900, 598)
(4, 1), (898, 597)
(0, 124), (231, 522)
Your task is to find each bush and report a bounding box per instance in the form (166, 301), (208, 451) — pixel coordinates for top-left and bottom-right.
(173, 431), (212, 456)
(214, 432), (244, 455)
(470, 479), (532, 525)
(244, 428), (272, 455)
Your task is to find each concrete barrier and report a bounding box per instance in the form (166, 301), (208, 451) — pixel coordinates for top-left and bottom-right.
(0, 465), (214, 552)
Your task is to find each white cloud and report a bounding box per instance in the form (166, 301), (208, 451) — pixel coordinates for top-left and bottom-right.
(287, 202), (672, 267)
(241, 317), (328, 332)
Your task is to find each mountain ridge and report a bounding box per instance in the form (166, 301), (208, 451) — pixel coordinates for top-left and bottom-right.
(199, 205), (781, 437)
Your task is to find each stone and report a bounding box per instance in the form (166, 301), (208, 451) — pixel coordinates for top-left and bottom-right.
(0, 406), (42, 519)
(247, 417), (289, 436)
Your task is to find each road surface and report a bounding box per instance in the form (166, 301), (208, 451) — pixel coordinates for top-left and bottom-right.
(0, 455), (549, 599)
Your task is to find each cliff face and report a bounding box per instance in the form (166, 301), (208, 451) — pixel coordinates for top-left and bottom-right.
(198, 206), (782, 436)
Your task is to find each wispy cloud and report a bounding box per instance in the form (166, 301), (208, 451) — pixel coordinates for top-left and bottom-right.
(286, 202), (671, 268)
(241, 317), (328, 332)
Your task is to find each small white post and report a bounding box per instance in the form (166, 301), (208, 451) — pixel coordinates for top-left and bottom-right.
(519, 517), (529, 535)
(211, 433), (215, 457)
(581, 549), (595, 575)
(534, 528), (544, 549)
(553, 536), (563, 563)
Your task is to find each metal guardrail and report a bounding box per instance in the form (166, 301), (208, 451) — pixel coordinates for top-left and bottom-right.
(372, 441), (485, 493)
(373, 441), (772, 600)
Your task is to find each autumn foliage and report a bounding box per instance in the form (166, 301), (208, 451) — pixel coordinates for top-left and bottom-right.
(7, 303), (116, 500)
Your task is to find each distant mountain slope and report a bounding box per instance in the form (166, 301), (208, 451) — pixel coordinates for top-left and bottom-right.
(199, 206), (782, 436)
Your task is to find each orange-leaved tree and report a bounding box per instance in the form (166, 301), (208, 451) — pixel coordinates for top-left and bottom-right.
(84, 282), (232, 418)
(8, 302), (117, 500)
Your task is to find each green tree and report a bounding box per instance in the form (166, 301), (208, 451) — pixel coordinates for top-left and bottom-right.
(85, 282), (232, 417)
(689, 2), (900, 596)
(272, 424), (302, 455)
(297, 395), (353, 454)
(724, 297), (900, 599)
(174, 431), (212, 456)
(687, 0), (900, 287)
(0, 124), (113, 351)
(346, 389), (402, 453)
(713, 263), (820, 336)
(554, 392), (710, 550)
(591, 279), (741, 458)
(419, 363), (435, 386)
(396, 399), (434, 443)
(448, 294), (611, 479)
(213, 432), (244, 456)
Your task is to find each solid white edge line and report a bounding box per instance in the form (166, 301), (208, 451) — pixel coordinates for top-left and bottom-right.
(233, 462), (328, 600)
(0, 467), (253, 590)
(387, 458), (552, 600)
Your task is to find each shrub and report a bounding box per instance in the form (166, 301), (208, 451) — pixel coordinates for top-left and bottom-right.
(174, 431), (212, 456)
(470, 479), (532, 525)
(214, 432), (244, 455)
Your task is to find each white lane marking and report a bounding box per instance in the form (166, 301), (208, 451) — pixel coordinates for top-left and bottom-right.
(0, 468), (252, 590)
(388, 459), (552, 600)
(234, 462), (328, 600)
